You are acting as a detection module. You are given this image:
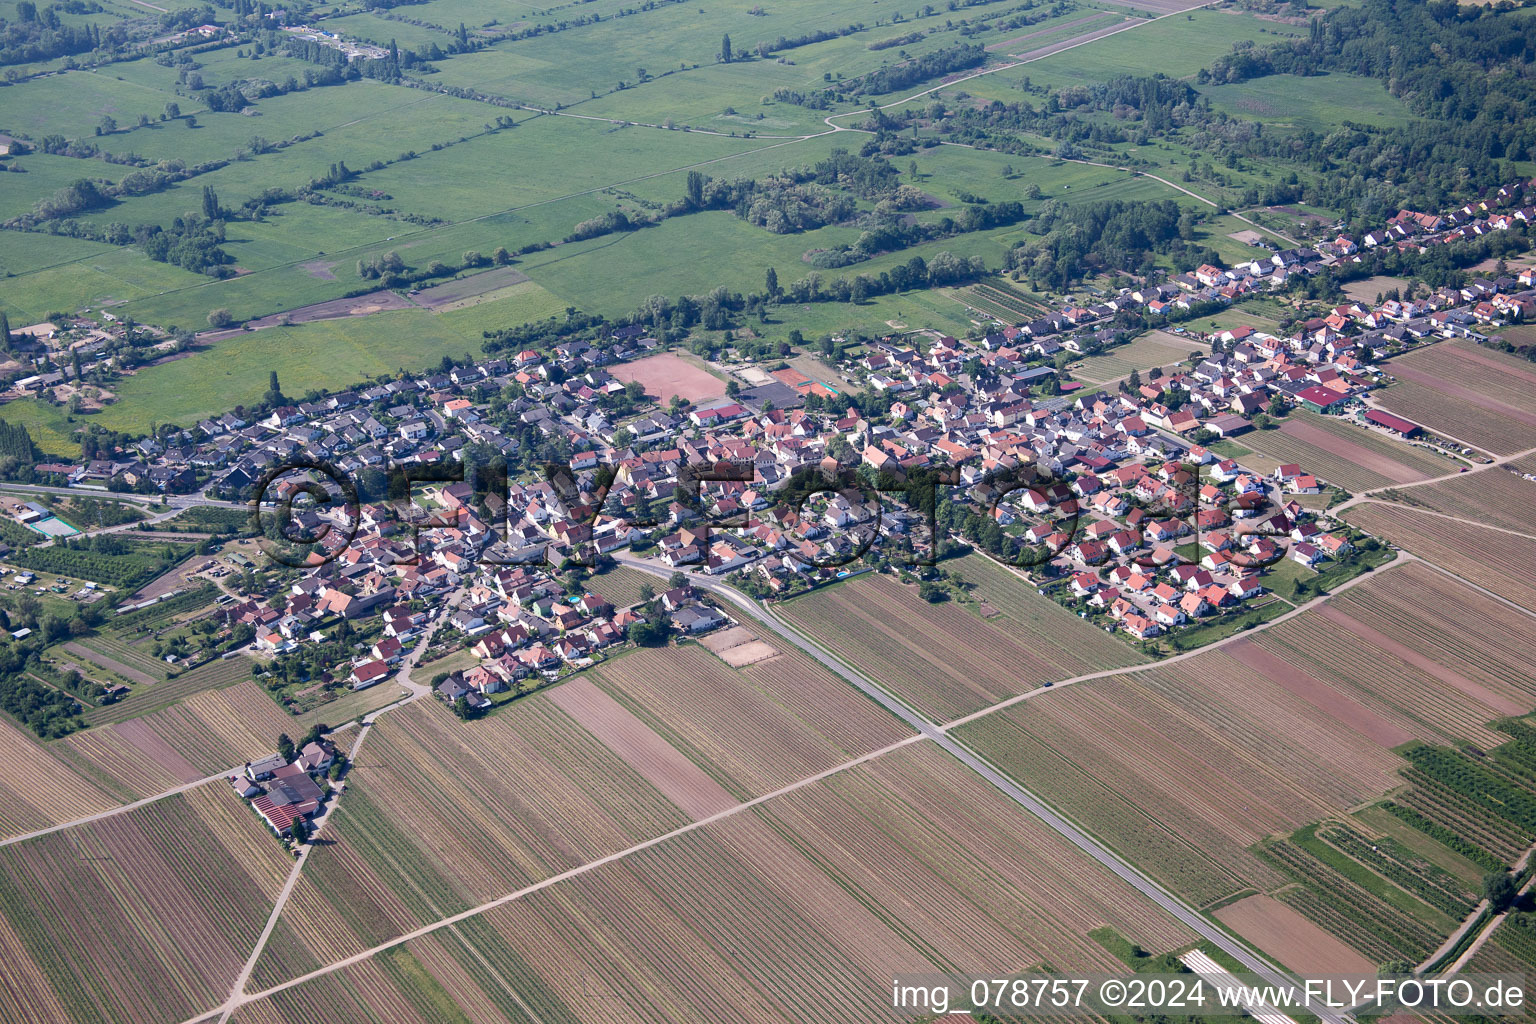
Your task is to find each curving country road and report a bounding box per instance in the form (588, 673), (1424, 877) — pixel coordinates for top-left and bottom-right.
(613, 552), (1355, 1024)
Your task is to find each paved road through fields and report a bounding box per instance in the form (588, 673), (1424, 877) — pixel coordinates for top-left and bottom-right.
(615, 553), (1354, 1024)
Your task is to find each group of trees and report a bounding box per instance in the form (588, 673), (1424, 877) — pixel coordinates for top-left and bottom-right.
(1005, 198), (1195, 291)
(0, 1), (111, 68)
(772, 42), (985, 108)
(1196, 0), (1536, 211)
(6, 178), (237, 276)
(0, 419), (39, 468)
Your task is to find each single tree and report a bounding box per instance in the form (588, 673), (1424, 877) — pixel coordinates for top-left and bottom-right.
(764, 266), (779, 297)
(720, 33), (732, 62)
(289, 818), (310, 844)
(1484, 871), (1518, 912)
(277, 732), (295, 762)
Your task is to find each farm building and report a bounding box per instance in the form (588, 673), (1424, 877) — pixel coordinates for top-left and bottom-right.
(245, 754), (287, 781)
(1364, 409), (1423, 437)
(1204, 414), (1252, 437)
(1296, 386), (1351, 413)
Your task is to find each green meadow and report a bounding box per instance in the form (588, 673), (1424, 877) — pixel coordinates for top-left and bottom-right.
(4, 279), (567, 447)
(1200, 72), (1414, 131)
(0, 0), (1429, 440)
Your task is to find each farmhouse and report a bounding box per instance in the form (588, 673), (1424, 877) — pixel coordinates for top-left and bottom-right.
(349, 658), (391, 689)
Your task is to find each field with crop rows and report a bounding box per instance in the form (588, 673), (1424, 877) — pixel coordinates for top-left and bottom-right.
(0, 717), (118, 842)
(587, 643), (913, 799)
(1356, 802), (1500, 881)
(1070, 330), (1206, 386)
(781, 571), (1143, 721)
(1315, 821), (1475, 918)
(956, 640), (1404, 907)
(960, 280), (1051, 322)
(1239, 412), (1448, 491)
(1342, 503), (1536, 610)
(1393, 773), (1535, 867)
(70, 635), (169, 682)
(1260, 839), (1443, 963)
(86, 655), (255, 727)
(1379, 341), (1536, 455)
(249, 695), (703, 988)
(1250, 561), (1536, 748)
(1375, 467), (1536, 535)
(58, 678), (294, 797)
(0, 782), (292, 1024)
(585, 566), (665, 609)
(237, 743), (1194, 1024)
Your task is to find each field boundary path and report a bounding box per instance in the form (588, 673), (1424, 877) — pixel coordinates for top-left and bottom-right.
(614, 554), (1356, 1024)
(212, 596), (447, 1023)
(192, 731), (930, 1023)
(1438, 863), (1536, 978)
(1330, 443), (1536, 517)
(0, 586), (446, 852)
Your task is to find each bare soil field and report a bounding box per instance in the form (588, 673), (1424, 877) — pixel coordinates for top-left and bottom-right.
(699, 625), (778, 666)
(718, 640), (777, 666)
(298, 259), (337, 280)
(1343, 502), (1536, 612)
(1216, 894), (1376, 975)
(408, 266), (530, 308)
(1240, 412), (1445, 490)
(781, 569), (1143, 721)
(609, 352), (725, 404)
(1381, 342), (1536, 454)
(240, 290), (415, 331)
(698, 625), (754, 652)
(546, 677), (738, 820)
(236, 744), (1195, 1024)
(1376, 469), (1536, 536)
